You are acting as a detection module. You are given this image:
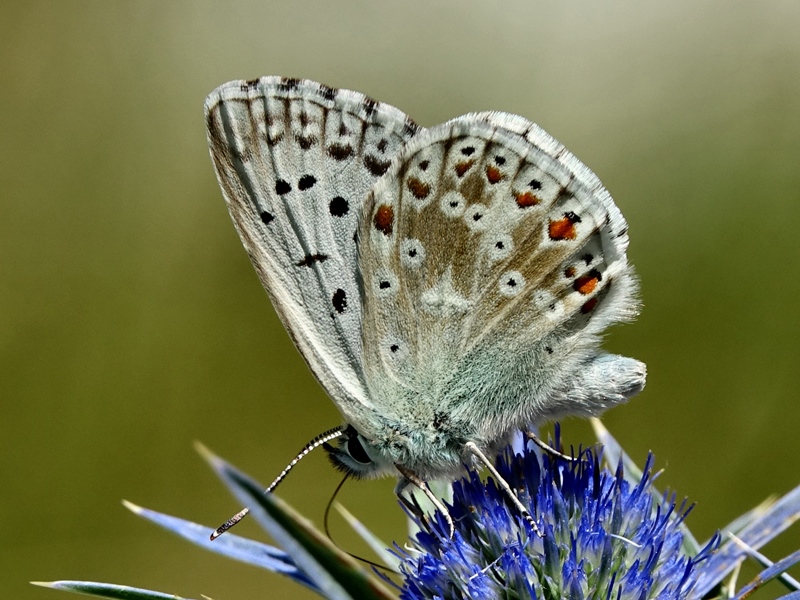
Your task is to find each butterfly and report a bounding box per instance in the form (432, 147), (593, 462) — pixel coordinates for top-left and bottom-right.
(204, 76), (645, 536)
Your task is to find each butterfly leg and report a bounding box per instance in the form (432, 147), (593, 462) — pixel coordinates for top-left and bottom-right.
(524, 430), (580, 463)
(394, 465), (455, 538)
(394, 478), (427, 522)
(465, 441), (542, 537)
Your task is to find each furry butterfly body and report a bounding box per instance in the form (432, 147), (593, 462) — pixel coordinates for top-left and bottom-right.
(205, 77), (645, 485)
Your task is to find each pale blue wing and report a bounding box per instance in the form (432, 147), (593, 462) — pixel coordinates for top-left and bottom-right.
(205, 77), (421, 418)
(357, 113), (643, 445)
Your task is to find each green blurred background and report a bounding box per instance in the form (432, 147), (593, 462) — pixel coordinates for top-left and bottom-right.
(2, 2), (799, 599)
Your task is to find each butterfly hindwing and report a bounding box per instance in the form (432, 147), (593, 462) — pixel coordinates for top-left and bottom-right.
(205, 77), (421, 417)
(358, 113), (642, 441)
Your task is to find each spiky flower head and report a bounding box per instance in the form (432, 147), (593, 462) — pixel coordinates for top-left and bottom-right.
(398, 436), (719, 600)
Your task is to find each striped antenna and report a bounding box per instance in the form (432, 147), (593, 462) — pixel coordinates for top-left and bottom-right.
(210, 426), (346, 540)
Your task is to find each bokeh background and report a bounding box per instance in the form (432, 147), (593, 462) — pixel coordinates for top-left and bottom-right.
(3, 2), (799, 599)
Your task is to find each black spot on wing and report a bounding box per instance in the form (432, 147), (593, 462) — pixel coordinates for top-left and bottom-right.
(332, 288), (347, 314)
(329, 196), (349, 217)
(296, 135), (317, 150)
(328, 144), (354, 161)
(296, 253), (329, 267)
(364, 155), (391, 176)
(298, 174), (317, 190)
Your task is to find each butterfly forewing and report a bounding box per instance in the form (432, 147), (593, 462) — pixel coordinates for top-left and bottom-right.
(358, 113), (639, 437)
(205, 77), (421, 417)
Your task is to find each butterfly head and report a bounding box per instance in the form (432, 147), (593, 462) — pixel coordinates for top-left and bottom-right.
(323, 424), (397, 479)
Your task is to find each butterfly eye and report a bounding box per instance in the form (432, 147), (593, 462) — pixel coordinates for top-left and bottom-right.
(346, 433), (372, 464)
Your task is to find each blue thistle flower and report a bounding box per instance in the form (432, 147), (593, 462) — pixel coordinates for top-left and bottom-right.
(397, 435), (719, 600)
(34, 429), (800, 600)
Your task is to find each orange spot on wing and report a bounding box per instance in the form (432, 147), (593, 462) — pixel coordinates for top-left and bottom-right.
(406, 177), (431, 199)
(486, 165), (503, 184)
(564, 266), (576, 278)
(454, 160), (474, 177)
(573, 269), (602, 295)
(514, 191), (540, 208)
(548, 212), (581, 241)
(373, 204), (394, 235)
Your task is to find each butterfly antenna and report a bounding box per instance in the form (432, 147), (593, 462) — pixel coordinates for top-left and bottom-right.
(323, 473), (398, 573)
(210, 426), (346, 541)
(324, 473), (350, 542)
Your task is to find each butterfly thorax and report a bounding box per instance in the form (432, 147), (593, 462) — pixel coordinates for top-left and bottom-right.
(329, 407), (499, 481)
(335, 364), (555, 481)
